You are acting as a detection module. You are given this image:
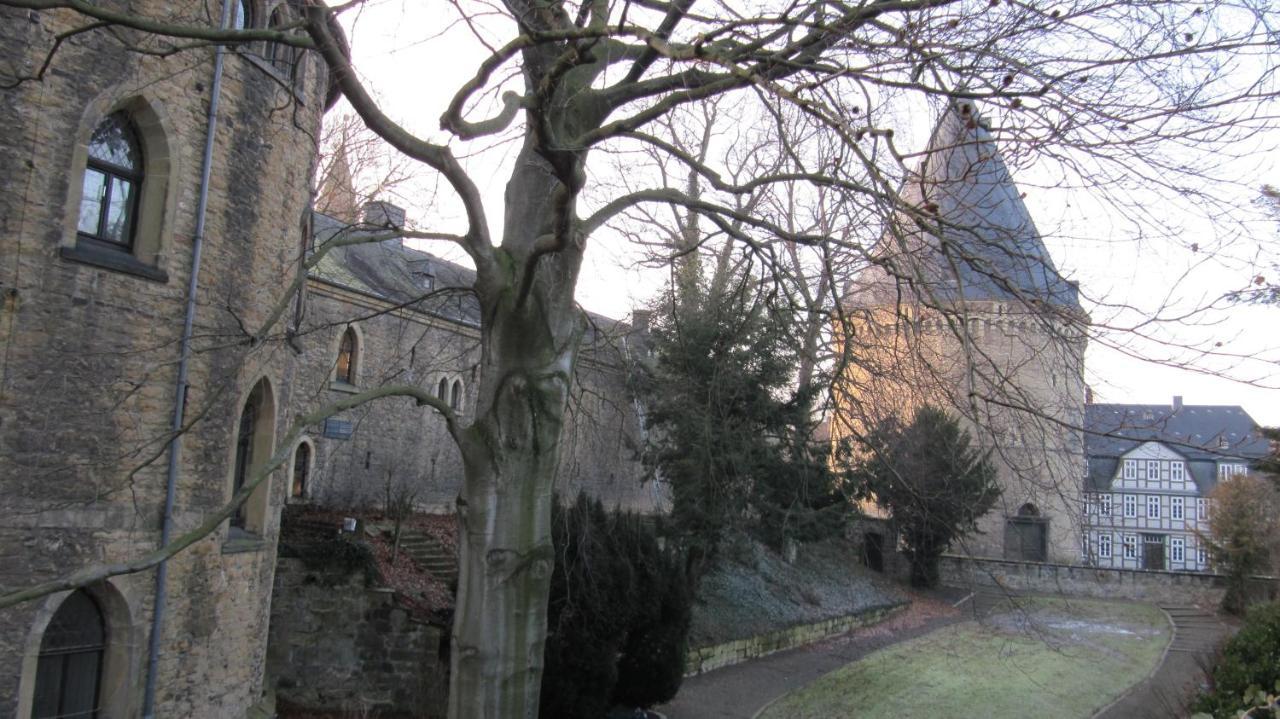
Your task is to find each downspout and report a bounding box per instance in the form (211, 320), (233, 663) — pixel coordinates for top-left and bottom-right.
(143, 0), (232, 714)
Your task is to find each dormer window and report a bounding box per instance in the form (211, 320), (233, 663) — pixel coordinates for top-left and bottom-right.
(1217, 436), (1229, 450)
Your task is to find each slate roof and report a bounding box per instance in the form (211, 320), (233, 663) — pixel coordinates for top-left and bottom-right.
(1084, 401), (1269, 494)
(308, 211), (630, 346)
(850, 102), (1080, 310)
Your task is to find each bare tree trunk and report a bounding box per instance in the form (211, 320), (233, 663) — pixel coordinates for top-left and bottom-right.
(448, 142), (584, 718)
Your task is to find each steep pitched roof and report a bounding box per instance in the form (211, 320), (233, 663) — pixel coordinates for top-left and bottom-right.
(850, 102), (1080, 310)
(307, 211), (631, 348)
(1084, 401), (1269, 493)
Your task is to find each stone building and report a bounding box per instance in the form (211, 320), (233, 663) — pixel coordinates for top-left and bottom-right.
(835, 102), (1089, 564)
(0, 2), (332, 716)
(1081, 398), (1269, 571)
(0, 5), (661, 716)
(284, 206), (662, 515)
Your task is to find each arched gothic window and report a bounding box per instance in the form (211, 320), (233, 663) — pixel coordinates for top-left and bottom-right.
(265, 7), (294, 74)
(437, 377), (449, 401)
(31, 590), (105, 718)
(335, 328), (357, 385)
(450, 380), (463, 411)
(291, 442), (310, 498)
(231, 0), (252, 29)
(231, 384), (264, 529)
(77, 113), (142, 251)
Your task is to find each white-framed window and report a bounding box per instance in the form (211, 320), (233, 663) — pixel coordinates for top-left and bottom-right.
(1146, 495), (1161, 519)
(1171, 461), (1185, 482)
(1081, 533), (1090, 560)
(1197, 497), (1208, 520)
(1145, 460), (1161, 482)
(1123, 494), (1137, 518)
(1123, 534), (1137, 559)
(1197, 544), (1207, 566)
(1122, 459), (1137, 480)
(1099, 494), (1113, 517)
(1171, 537), (1185, 563)
(1098, 534), (1113, 558)
(1083, 493), (1094, 518)
(1218, 463), (1247, 479)
(1171, 496), (1184, 520)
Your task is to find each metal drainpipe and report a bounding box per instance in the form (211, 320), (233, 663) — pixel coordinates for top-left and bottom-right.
(142, 0), (232, 714)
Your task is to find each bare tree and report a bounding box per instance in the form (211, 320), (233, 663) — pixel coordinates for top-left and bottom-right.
(1, 1), (1278, 717)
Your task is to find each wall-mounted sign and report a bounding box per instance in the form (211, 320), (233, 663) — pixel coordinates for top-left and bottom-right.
(323, 418), (353, 440)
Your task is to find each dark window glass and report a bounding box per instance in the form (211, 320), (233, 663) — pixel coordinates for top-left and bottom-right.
(291, 443), (309, 498)
(32, 590), (105, 719)
(232, 386), (262, 529)
(78, 113), (142, 250)
(336, 329), (356, 384)
(265, 8), (294, 74)
(437, 378), (448, 400)
(450, 380), (463, 411)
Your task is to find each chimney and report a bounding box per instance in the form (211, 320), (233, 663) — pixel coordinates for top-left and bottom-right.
(631, 309), (652, 333)
(361, 200), (406, 230)
(1172, 395), (1183, 412)
(1084, 385), (1093, 405)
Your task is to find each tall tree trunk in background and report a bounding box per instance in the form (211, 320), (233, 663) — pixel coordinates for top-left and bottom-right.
(448, 140), (585, 718)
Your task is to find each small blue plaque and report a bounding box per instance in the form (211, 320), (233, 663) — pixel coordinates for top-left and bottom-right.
(323, 418), (353, 440)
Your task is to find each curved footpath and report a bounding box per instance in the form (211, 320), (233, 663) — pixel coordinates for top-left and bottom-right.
(1092, 604), (1236, 719)
(657, 593), (966, 719)
(659, 589), (1236, 719)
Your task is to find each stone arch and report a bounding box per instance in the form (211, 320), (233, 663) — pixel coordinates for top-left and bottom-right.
(63, 89), (182, 271)
(1017, 502), (1040, 517)
(17, 581), (136, 719)
(289, 436), (315, 500)
(329, 323), (364, 387)
(227, 376), (277, 535)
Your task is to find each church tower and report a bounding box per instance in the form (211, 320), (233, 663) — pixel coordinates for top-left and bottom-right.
(836, 101), (1088, 564)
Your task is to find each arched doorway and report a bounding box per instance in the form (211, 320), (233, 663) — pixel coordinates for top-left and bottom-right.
(1003, 503), (1048, 562)
(31, 590), (105, 718)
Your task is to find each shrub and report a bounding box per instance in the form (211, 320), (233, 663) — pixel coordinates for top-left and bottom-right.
(540, 494), (691, 718)
(1194, 601), (1280, 718)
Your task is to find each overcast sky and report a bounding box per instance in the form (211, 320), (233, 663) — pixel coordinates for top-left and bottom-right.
(331, 0), (1280, 426)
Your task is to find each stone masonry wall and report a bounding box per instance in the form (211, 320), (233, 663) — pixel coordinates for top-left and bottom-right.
(0, 4), (326, 716)
(938, 554), (1280, 606)
(288, 282), (662, 515)
(267, 558), (448, 717)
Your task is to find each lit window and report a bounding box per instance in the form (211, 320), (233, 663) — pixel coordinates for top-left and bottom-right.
(1171, 461), (1185, 482)
(1122, 459), (1137, 480)
(78, 112), (142, 251)
(1170, 496), (1184, 520)
(1099, 494), (1112, 517)
(1171, 537), (1185, 563)
(1123, 494), (1137, 518)
(291, 442), (310, 498)
(1123, 535), (1137, 559)
(335, 328), (357, 385)
(1146, 495), (1161, 519)
(1098, 534), (1112, 559)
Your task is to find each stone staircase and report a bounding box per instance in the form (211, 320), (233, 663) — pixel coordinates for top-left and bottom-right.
(1160, 604), (1228, 654)
(393, 528), (458, 586)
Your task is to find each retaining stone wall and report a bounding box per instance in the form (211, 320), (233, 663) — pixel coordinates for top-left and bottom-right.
(685, 602), (906, 676)
(939, 554), (1278, 606)
(266, 558), (448, 717)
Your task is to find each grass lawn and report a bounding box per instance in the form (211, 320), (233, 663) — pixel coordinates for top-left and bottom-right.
(759, 597), (1170, 719)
